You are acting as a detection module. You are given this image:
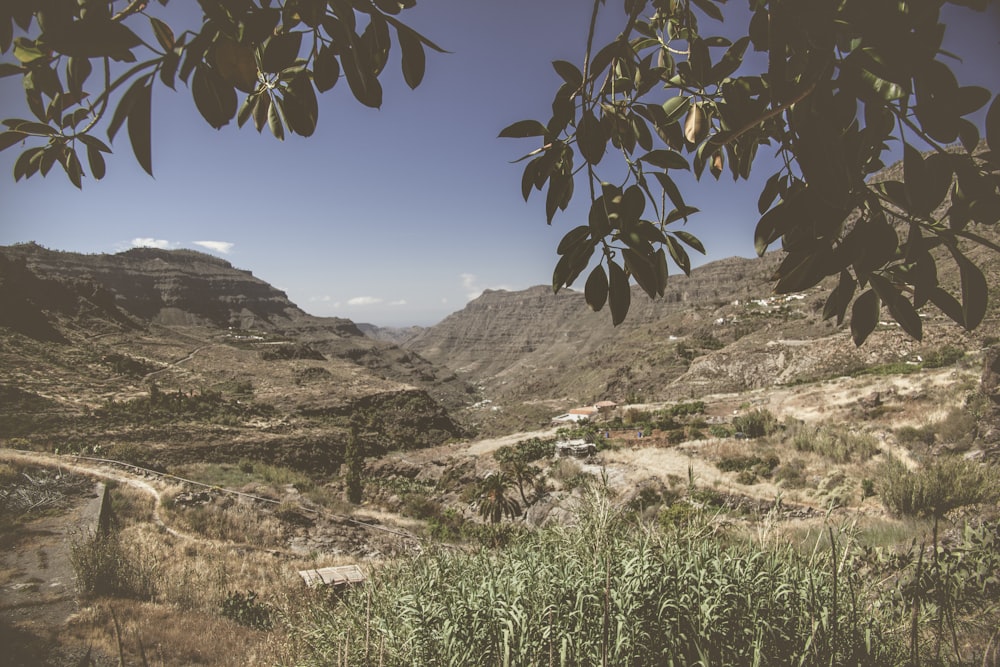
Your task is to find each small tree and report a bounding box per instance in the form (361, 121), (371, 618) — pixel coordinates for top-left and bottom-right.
(501, 459), (541, 508)
(344, 424), (363, 505)
(476, 472), (521, 524)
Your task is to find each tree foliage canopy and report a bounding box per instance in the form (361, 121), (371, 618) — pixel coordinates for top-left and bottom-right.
(2, 0), (1000, 343)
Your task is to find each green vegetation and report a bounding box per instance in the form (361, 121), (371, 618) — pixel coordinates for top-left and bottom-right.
(97, 383), (275, 426)
(791, 423), (880, 463)
(732, 408), (779, 439)
(876, 455), (999, 519)
(220, 590), (273, 630)
(294, 493), (998, 666)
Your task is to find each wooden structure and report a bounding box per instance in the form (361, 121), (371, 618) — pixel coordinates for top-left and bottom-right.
(297, 564), (366, 589)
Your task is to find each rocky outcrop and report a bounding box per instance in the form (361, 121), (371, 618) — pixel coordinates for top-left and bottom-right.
(1, 243), (305, 330)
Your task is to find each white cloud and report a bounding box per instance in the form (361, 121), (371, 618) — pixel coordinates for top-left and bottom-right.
(131, 237), (173, 249)
(309, 295), (333, 302)
(193, 240), (234, 254)
(389, 299), (407, 306)
(348, 296), (383, 306)
(460, 273), (511, 300)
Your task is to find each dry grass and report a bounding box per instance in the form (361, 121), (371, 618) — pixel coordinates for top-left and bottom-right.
(67, 600), (296, 667)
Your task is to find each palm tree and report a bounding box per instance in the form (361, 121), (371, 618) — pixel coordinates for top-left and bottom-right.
(501, 459), (540, 507)
(477, 472), (521, 524)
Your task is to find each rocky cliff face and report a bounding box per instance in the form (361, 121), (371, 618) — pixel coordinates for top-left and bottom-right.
(404, 253), (788, 404)
(0, 243), (472, 465)
(1, 243), (307, 330)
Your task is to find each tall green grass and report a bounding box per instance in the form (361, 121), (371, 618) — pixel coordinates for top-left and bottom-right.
(296, 495), (904, 666)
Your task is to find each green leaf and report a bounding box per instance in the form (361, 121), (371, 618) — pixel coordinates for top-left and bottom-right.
(584, 264), (608, 312)
(624, 248), (661, 299)
(665, 235), (691, 276)
(954, 85), (991, 116)
(282, 73), (318, 137)
(673, 230), (705, 254)
(608, 260), (631, 326)
(160, 50), (179, 90)
(757, 171), (783, 215)
(651, 171), (686, 212)
(261, 32), (302, 74)
(545, 171), (573, 223)
(870, 274), (922, 340)
(149, 17), (175, 51)
(268, 95), (285, 140)
(499, 119), (547, 139)
(107, 76), (148, 142)
(850, 289), (880, 346)
(340, 32), (382, 108)
(0, 63), (24, 78)
(13, 147), (44, 181)
(987, 94), (1000, 153)
(823, 270), (856, 325)
(552, 60), (582, 88)
(126, 78), (153, 176)
(191, 66), (236, 130)
(638, 149), (688, 171)
(4, 119), (55, 136)
(0, 131), (26, 152)
(754, 199), (792, 256)
(86, 143), (106, 180)
(66, 57), (91, 98)
(397, 23), (426, 89)
(576, 109), (605, 165)
(954, 251), (988, 330)
(237, 93), (257, 128)
(213, 36), (258, 93)
(691, 0), (724, 21)
(928, 286), (964, 327)
(556, 226), (590, 256)
(47, 19), (142, 60)
(314, 45), (341, 93)
(661, 96), (690, 124)
(78, 134), (111, 153)
(61, 146), (82, 188)
(253, 93), (270, 132)
(13, 38), (46, 64)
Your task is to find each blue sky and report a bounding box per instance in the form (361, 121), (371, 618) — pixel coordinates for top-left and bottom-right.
(2, 2), (998, 327)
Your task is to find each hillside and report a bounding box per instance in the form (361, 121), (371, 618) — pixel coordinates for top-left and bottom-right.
(404, 237), (1000, 434)
(0, 243), (471, 470)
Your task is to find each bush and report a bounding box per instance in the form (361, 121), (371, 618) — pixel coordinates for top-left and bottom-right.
(895, 425), (936, 448)
(493, 437), (554, 465)
(773, 459), (808, 489)
(221, 590), (273, 630)
(792, 424), (879, 463)
(877, 455), (999, 518)
(732, 409), (778, 439)
(716, 454), (780, 476)
(932, 407), (978, 449)
(921, 345), (965, 369)
(70, 529), (156, 600)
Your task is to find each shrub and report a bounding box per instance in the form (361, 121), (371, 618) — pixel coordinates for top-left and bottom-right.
(792, 424), (879, 463)
(877, 455), (999, 518)
(921, 345), (965, 369)
(493, 437), (554, 465)
(221, 590), (273, 630)
(773, 459), (808, 489)
(716, 454), (780, 475)
(895, 425), (936, 448)
(70, 529), (156, 600)
(932, 407), (978, 449)
(732, 409), (778, 439)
